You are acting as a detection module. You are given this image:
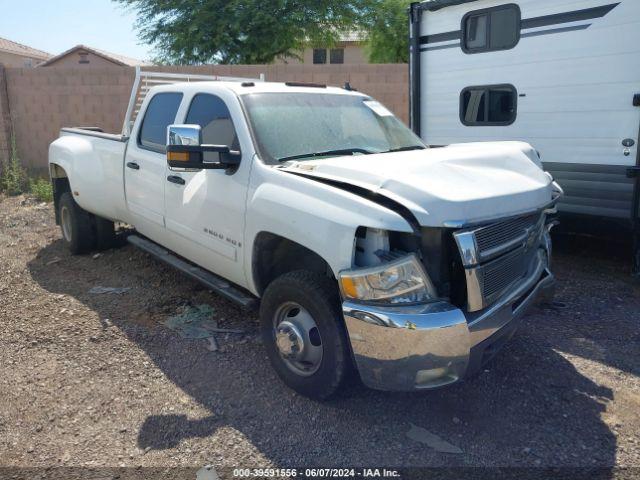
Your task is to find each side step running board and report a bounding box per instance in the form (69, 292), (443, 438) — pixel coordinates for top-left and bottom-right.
(127, 235), (258, 310)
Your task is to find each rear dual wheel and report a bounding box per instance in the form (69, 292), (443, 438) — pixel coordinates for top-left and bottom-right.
(58, 192), (116, 254)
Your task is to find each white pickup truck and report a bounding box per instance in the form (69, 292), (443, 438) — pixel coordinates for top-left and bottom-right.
(49, 70), (559, 399)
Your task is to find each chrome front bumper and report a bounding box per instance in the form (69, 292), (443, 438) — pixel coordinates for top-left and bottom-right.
(342, 248), (554, 391)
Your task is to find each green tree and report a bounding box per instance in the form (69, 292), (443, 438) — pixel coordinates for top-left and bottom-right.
(366, 0), (411, 63)
(115, 0), (377, 65)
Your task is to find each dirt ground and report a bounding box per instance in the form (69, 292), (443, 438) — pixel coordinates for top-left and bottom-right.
(1, 194), (639, 475)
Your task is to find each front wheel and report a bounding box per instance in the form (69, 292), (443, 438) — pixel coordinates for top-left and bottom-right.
(260, 270), (351, 400)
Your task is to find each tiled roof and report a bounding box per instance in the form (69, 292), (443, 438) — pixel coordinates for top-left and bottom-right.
(338, 31), (366, 43)
(87, 46), (151, 67)
(0, 36), (51, 60)
(38, 44), (150, 67)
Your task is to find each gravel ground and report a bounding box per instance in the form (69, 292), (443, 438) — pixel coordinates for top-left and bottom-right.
(0, 194), (639, 473)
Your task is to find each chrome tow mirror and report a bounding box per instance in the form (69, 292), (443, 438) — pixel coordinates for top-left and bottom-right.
(166, 124), (240, 170)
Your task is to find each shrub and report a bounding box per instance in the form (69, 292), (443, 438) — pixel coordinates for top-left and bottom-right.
(0, 136), (28, 195)
(29, 177), (53, 203)
(0, 136), (52, 202)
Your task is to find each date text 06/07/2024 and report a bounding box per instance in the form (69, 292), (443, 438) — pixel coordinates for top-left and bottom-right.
(232, 468), (401, 478)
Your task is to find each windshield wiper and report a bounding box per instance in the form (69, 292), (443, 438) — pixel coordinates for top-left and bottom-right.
(381, 145), (427, 154)
(277, 148), (373, 163)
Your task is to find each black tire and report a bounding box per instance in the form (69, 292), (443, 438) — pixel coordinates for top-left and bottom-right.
(58, 192), (96, 254)
(260, 270), (351, 400)
(94, 216), (116, 250)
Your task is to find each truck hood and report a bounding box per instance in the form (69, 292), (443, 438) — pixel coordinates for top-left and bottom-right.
(281, 141), (553, 227)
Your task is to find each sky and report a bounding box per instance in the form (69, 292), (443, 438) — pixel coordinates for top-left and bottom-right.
(0, 0), (154, 61)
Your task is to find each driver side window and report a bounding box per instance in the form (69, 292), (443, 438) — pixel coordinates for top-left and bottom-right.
(185, 94), (239, 150)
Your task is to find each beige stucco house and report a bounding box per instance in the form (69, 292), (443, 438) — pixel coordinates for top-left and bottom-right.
(277, 32), (368, 65)
(0, 37), (51, 67)
(38, 45), (149, 68)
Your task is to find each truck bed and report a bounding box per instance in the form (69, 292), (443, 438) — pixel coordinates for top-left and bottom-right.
(50, 128), (130, 224)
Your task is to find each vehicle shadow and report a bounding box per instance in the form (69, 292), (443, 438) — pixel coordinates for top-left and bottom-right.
(27, 238), (618, 469)
(549, 231), (640, 378)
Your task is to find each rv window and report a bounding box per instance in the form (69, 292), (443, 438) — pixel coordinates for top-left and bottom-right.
(460, 85), (517, 126)
(462, 4), (520, 53)
(466, 14), (487, 50)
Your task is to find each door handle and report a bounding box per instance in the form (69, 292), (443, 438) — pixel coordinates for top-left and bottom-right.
(167, 175), (185, 185)
(126, 162), (140, 170)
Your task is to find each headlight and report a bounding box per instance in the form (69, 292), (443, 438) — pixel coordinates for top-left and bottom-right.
(338, 254), (438, 305)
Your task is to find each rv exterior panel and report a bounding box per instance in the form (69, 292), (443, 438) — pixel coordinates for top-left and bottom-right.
(412, 0), (640, 223)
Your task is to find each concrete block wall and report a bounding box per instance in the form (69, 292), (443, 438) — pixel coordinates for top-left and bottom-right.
(5, 67), (135, 170)
(152, 64), (409, 123)
(3, 64), (408, 171)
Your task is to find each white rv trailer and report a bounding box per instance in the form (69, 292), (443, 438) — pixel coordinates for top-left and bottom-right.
(408, 0), (640, 266)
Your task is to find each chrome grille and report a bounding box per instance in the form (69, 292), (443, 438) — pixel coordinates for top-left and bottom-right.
(480, 247), (527, 304)
(474, 213), (540, 261)
(454, 211), (545, 312)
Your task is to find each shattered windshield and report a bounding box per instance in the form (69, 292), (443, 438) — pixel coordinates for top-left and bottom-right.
(241, 92), (426, 164)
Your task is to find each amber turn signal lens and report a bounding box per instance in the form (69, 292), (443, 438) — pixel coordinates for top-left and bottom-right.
(167, 151), (189, 162)
(340, 277), (358, 299)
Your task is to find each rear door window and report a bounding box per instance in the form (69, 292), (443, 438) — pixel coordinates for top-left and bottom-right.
(138, 92), (183, 152)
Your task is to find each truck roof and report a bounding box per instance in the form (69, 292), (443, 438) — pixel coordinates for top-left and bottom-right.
(122, 70), (370, 136)
(149, 81), (367, 97)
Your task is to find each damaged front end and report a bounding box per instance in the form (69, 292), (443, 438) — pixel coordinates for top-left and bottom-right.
(343, 226), (467, 310)
(340, 207), (556, 392)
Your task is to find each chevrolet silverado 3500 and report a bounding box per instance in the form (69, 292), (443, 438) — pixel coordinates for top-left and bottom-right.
(49, 70), (559, 399)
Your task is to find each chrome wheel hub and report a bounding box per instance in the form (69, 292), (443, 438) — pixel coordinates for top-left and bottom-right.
(273, 302), (323, 377)
(276, 321), (304, 359)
